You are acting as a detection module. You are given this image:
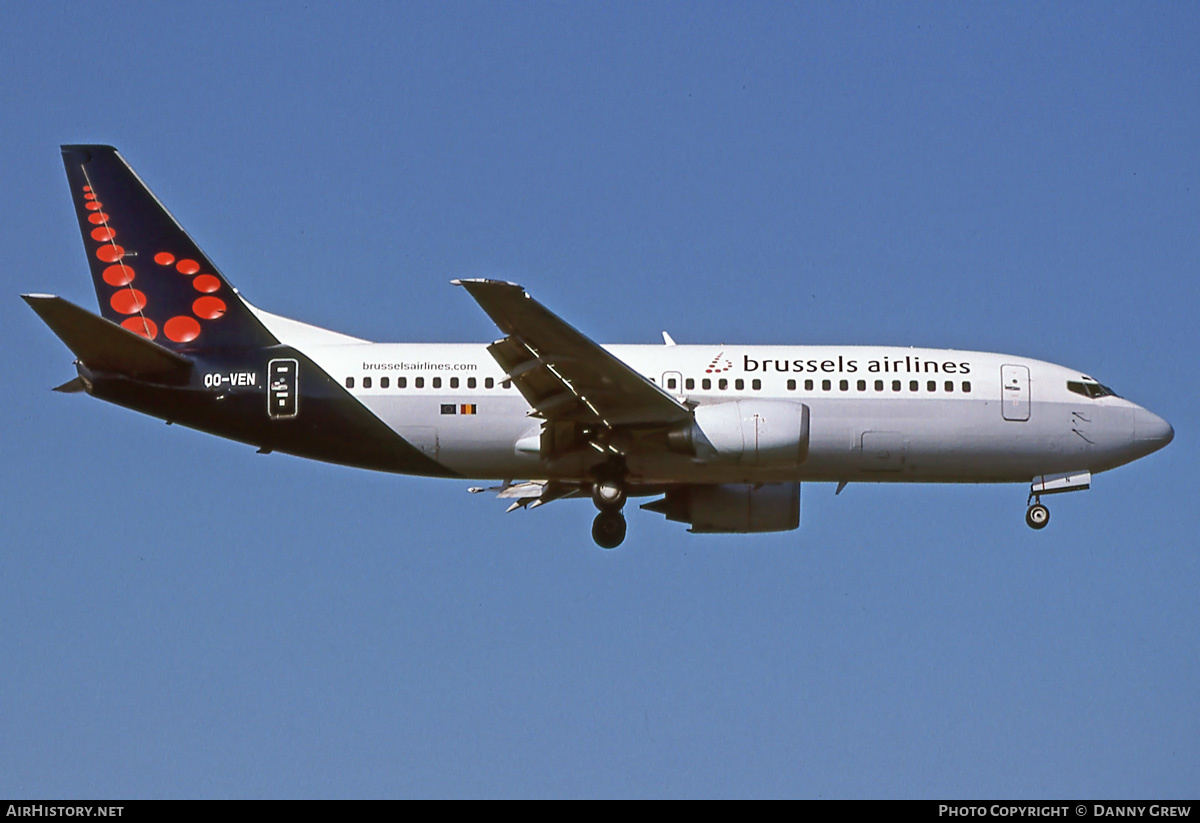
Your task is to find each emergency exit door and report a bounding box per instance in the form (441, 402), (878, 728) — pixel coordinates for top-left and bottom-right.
(661, 371), (684, 397)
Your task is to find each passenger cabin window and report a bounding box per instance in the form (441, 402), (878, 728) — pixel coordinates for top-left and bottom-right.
(398, 377), (407, 388)
(450, 377), (459, 389)
(927, 380), (936, 392)
(734, 379), (744, 390)
(685, 378), (695, 390)
(432, 377), (442, 389)
(485, 377), (494, 389)
(719, 378), (728, 390)
(856, 379), (866, 391)
(839, 379), (848, 391)
(415, 377), (424, 389)
(892, 380), (901, 392)
(381, 377), (389, 389)
(805, 379), (814, 391)
(910, 380), (919, 391)
(702, 378), (712, 390)
(822, 379), (831, 391)
(468, 377), (476, 389)
(363, 377), (372, 389)
(345, 377), (354, 389)
(501, 379), (511, 389)
(667, 377), (677, 390)
(963, 381), (971, 393)
(787, 379), (796, 391)
(945, 380), (954, 392)
(875, 380), (884, 392)
(752, 379), (761, 390)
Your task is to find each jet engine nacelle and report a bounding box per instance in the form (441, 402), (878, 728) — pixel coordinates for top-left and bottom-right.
(642, 483), (801, 533)
(669, 400), (810, 466)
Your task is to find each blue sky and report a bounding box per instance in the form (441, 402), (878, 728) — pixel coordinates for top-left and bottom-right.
(1, 2), (1197, 798)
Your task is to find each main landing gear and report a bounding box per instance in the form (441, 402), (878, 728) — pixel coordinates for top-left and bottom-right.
(590, 475), (627, 549)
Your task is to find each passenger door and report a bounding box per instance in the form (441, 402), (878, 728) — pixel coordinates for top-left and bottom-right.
(1001, 364), (1030, 421)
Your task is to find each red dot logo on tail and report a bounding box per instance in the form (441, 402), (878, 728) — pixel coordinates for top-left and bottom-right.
(165, 316), (201, 343)
(102, 264), (134, 287)
(192, 274), (220, 293)
(83, 185), (165, 339)
(193, 296), (227, 320)
(96, 245), (126, 263)
(111, 289), (147, 315)
(144, 251), (231, 344)
(121, 317), (158, 340)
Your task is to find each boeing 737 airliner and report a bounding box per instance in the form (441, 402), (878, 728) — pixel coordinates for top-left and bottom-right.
(25, 146), (1173, 547)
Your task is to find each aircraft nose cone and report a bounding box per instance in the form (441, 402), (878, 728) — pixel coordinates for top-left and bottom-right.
(1135, 408), (1174, 451)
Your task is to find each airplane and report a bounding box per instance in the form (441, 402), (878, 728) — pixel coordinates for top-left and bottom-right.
(25, 145), (1174, 549)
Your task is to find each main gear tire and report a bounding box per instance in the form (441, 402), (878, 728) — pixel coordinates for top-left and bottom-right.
(592, 510), (627, 549)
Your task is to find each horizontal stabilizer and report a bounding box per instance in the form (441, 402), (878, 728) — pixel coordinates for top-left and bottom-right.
(53, 376), (87, 393)
(23, 294), (192, 382)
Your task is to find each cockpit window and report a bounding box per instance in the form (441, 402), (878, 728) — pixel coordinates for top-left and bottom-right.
(1067, 380), (1120, 399)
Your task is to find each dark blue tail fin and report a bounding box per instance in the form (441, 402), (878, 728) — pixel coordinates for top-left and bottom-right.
(61, 145), (277, 350)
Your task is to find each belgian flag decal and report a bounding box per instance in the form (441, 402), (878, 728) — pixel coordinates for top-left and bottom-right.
(460, 404), (477, 415)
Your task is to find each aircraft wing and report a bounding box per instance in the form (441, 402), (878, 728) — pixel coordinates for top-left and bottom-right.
(454, 279), (691, 427)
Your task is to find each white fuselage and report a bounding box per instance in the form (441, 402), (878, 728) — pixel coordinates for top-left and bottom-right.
(294, 339), (1166, 486)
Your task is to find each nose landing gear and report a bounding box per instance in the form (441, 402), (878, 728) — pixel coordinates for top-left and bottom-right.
(1024, 471), (1090, 530)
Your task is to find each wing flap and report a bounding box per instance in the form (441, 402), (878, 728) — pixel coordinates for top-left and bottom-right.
(468, 480), (585, 511)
